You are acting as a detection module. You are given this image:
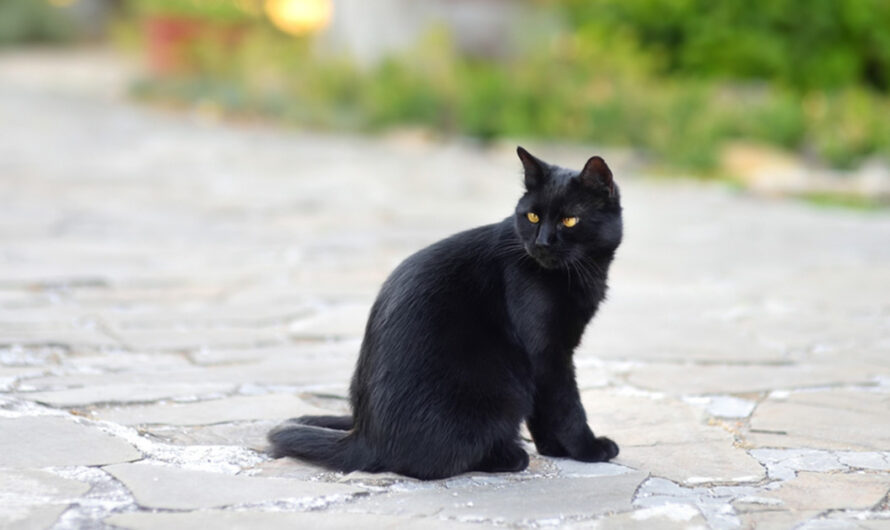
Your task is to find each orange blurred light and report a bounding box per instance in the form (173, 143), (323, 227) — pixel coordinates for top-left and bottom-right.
(264, 0), (333, 36)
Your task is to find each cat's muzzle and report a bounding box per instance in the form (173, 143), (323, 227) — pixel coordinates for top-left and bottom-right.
(527, 246), (559, 269)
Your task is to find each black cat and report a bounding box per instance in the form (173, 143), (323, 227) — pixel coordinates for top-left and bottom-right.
(268, 147), (623, 479)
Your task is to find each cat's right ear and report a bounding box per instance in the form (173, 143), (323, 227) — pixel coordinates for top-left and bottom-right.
(579, 155), (614, 196)
(517, 146), (547, 190)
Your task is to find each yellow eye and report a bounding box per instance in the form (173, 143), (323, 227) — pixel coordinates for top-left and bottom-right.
(526, 212), (540, 224)
(562, 216), (579, 228)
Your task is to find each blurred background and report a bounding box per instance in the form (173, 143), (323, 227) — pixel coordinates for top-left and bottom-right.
(4, 0), (890, 206)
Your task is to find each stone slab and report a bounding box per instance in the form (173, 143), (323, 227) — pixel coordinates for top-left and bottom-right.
(762, 471), (890, 511)
(580, 389), (726, 445)
(23, 382), (236, 407)
(93, 393), (336, 426)
(103, 462), (366, 510)
(581, 504), (709, 529)
(105, 511), (478, 530)
(0, 469), (90, 530)
(144, 420), (277, 450)
(340, 473), (648, 524)
(579, 308), (789, 363)
(1, 506), (69, 530)
(0, 416), (141, 467)
(748, 390), (890, 451)
(580, 390), (765, 484)
(186, 341), (359, 366)
(112, 327), (289, 351)
(288, 302), (373, 340)
(249, 455), (332, 481)
(22, 354), (354, 392)
(0, 327), (120, 349)
(619, 442), (764, 486)
(625, 363), (880, 395)
(737, 509), (822, 530)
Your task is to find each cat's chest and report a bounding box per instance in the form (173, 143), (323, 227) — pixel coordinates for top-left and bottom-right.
(504, 268), (600, 353)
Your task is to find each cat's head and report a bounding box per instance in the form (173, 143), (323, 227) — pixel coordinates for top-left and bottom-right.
(513, 146), (623, 269)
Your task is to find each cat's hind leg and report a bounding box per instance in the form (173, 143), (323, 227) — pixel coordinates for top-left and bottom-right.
(288, 415), (353, 431)
(473, 439), (529, 473)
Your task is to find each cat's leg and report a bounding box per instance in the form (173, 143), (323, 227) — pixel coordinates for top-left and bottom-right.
(473, 439), (529, 473)
(290, 415), (354, 431)
(526, 413), (569, 458)
(528, 366), (618, 463)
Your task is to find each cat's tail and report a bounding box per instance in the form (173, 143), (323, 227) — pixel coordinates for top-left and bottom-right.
(267, 421), (372, 472)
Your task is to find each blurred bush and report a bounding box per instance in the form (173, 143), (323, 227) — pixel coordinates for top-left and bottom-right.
(135, 0), (260, 21)
(0, 0), (76, 45)
(566, 0), (890, 93)
(125, 0), (890, 173)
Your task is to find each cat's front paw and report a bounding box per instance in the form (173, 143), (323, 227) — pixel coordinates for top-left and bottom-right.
(570, 436), (619, 463)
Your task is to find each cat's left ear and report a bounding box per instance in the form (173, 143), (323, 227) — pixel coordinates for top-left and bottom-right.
(579, 155), (614, 196)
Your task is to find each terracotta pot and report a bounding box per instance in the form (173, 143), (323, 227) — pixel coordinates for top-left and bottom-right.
(144, 15), (246, 76)
(145, 15), (203, 75)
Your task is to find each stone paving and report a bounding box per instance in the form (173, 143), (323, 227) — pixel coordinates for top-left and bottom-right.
(1, 50), (889, 529)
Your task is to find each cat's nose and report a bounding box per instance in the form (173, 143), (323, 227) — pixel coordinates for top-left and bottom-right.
(535, 230), (553, 249)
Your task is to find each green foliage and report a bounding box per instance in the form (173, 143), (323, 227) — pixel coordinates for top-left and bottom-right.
(0, 0), (75, 45)
(136, 0), (260, 21)
(128, 0), (890, 173)
(564, 0), (890, 92)
(802, 192), (887, 211)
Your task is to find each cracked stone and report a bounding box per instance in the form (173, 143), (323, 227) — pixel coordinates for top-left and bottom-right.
(806, 512), (890, 529)
(0, 469), (90, 530)
(250, 455), (332, 481)
(0, 366), (47, 392)
(634, 477), (760, 528)
(143, 420), (277, 450)
(836, 451), (890, 471)
(21, 382), (235, 407)
(581, 390), (723, 445)
(0, 327), (121, 349)
(749, 448), (847, 480)
(288, 302), (372, 340)
(338, 473), (648, 524)
(103, 462), (366, 510)
(21, 352), (353, 395)
(549, 459), (636, 478)
(92, 393), (337, 426)
(579, 304), (789, 363)
(98, 299), (314, 330)
(748, 390), (890, 450)
(187, 341), (358, 366)
(760, 471), (890, 512)
(580, 504), (709, 529)
(112, 327), (289, 351)
(581, 389), (765, 484)
(697, 396), (757, 419)
(738, 509), (823, 530)
(624, 441), (764, 485)
(0, 416), (141, 467)
(105, 511), (480, 530)
(625, 363), (880, 395)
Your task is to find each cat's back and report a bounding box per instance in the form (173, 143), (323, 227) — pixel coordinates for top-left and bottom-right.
(380, 220), (510, 304)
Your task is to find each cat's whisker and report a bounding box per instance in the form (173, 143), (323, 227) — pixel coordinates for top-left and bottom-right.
(572, 262), (586, 290)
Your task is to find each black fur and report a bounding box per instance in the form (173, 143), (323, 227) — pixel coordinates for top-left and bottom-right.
(268, 147), (623, 479)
